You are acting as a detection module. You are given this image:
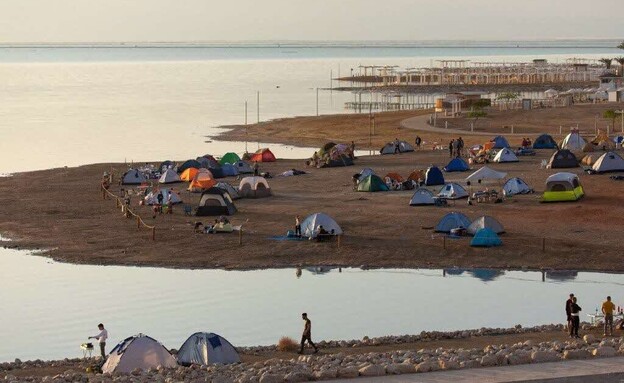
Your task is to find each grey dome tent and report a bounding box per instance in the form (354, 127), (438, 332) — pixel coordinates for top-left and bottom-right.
(158, 160), (176, 172)
(300, 212), (343, 238)
(547, 149), (579, 169)
(492, 148), (519, 163)
(215, 182), (240, 200)
(234, 160), (254, 174)
(467, 215), (505, 235)
(159, 169), (181, 184)
(502, 178), (532, 197)
(177, 332), (240, 366)
(195, 188), (237, 216)
(434, 212), (471, 233)
(438, 183), (469, 200)
(121, 169), (147, 185)
(102, 334), (177, 374)
(380, 140), (414, 154)
(591, 151), (624, 173)
(409, 188), (435, 206)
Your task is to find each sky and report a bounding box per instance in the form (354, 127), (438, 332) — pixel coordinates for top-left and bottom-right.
(0, 0), (622, 43)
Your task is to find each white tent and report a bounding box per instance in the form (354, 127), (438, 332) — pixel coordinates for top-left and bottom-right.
(467, 216), (505, 235)
(380, 140), (414, 154)
(592, 151), (624, 173)
(502, 178), (532, 196)
(465, 166), (507, 183)
(409, 188), (435, 206)
(121, 169), (147, 185)
(560, 132), (586, 151)
(215, 182), (240, 200)
(235, 161), (254, 174)
(438, 183), (469, 199)
(102, 334), (177, 374)
(159, 169), (181, 184)
(492, 148), (519, 163)
(238, 176), (271, 198)
(177, 332), (240, 366)
(300, 212), (342, 238)
(144, 188), (182, 205)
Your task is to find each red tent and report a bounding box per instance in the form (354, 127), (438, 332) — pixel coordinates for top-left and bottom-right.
(250, 148), (276, 162)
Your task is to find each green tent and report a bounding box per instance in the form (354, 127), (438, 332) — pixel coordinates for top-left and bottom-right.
(357, 175), (390, 192)
(220, 152), (241, 165)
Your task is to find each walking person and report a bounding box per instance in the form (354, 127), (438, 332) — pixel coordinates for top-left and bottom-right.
(298, 313), (319, 354)
(415, 136), (422, 150)
(602, 296), (616, 336)
(448, 139), (454, 158)
(88, 323), (108, 360)
(570, 297), (582, 338)
(295, 215), (301, 237)
(566, 293), (574, 333)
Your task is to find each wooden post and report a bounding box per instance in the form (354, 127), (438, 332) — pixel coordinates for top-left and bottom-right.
(238, 229), (243, 246)
(542, 237), (546, 252)
(152, 227), (155, 241)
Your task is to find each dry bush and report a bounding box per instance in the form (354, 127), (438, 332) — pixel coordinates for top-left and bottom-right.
(277, 336), (299, 352)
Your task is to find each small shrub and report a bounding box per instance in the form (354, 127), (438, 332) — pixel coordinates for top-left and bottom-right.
(277, 336), (299, 352)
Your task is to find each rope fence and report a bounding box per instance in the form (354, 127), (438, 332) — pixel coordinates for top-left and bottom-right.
(101, 183), (156, 241)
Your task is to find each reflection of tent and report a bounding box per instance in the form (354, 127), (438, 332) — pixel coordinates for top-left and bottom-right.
(467, 216), (505, 235)
(122, 169), (147, 185)
(250, 148), (276, 162)
(221, 163), (239, 177)
(438, 183), (469, 199)
(592, 151), (624, 173)
(468, 269), (504, 281)
(547, 149), (579, 169)
(159, 169), (181, 184)
(220, 152), (241, 165)
(545, 270), (578, 281)
(380, 140), (414, 154)
(465, 166), (506, 183)
(178, 159), (202, 174)
(409, 188), (435, 206)
(357, 175), (389, 192)
(434, 212), (471, 233)
(492, 148), (519, 163)
(490, 136), (510, 149)
(444, 157), (470, 172)
(543, 172), (584, 202)
(533, 134), (557, 149)
(144, 188), (182, 205)
(238, 176), (271, 198)
(559, 132), (586, 151)
(444, 268), (466, 276)
(235, 161), (254, 174)
(424, 166), (444, 186)
(177, 332), (240, 366)
(215, 182), (240, 200)
(470, 228), (502, 247)
(189, 171), (217, 192)
(196, 188), (237, 216)
(102, 334), (177, 374)
(300, 213), (343, 238)
(502, 178), (532, 196)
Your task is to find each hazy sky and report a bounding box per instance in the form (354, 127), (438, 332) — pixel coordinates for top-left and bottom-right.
(1, 0), (621, 43)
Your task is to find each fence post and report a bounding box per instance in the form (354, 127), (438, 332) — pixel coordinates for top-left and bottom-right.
(152, 227), (155, 241)
(238, 229), (243, 246)
(542, 237), (546, 252)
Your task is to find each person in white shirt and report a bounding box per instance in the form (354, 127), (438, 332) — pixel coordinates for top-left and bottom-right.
(89, 323), (108, 359)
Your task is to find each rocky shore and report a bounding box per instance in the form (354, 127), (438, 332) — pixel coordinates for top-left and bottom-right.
(4, 324), (622, 383)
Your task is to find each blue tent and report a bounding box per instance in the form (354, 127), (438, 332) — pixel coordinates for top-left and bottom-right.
(434, 212), (471, 233)
(491, 136), (510, 149)
(424, 166), (445, 186)
(443, 157), (470, 172)
(533, 134), (557, 149)
(221, 163), (239, 177)
(470, 228), (502, 247)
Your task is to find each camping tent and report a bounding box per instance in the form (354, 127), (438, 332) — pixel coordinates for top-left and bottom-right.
(559, 132), (586, 151)
(215, 182), (240, 200)
(380, 140), (414, 154)
(238, 176), (271, 198)
(180, 167), (200, 182)
(434, 212), (471, 233)
(470, 228), (502, 247)
(250, 148), (276, 162)
(443, 157), (470, 172)
(219, 152), (241, 166)
(102, 334), (177, 374)
(533, 134), (557, 149)
(158, 169), (181, 184)
(318, 155), (354, 168)
(467, 216), (505, 235)
(547, 149), (579, 169)
(158, 160), (176, 172)
(592, 151), (624, 173)
(502, 178), (532, 197)
(385, 172), (404, 182)
(195, 188), (237, 216)
(357, 175), (389, 192)
(178, 160), (202, 174)
(591, 130), (615, 150)
(491, 136), (510, 149)
(358, 168), (375, 179)
(407, 170), (425, 183)
(177, 332), (240, 366)
(438, 183), (469, 199)
(581, 153), (600, 166)
(543, 172), (584, 202)
(492, 148), (519, 163)
(300, 212), (343, 238)
(144, 188), (182, 205)
(188, 171), (217, 192)
(221, 163), (239, 177)
(409, 188), (436, 206)
(234, 161), (254, 174)
(424, 166), (445, 186)
(196, 156), (220, 170)
(121, 169), (147, 185)
(465, 166), (507, 183)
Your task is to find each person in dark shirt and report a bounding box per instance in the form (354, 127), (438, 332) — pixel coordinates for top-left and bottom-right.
(298, 313), (319, 354)
(570, 297), (582, 338)
(565, 293), (574, 332)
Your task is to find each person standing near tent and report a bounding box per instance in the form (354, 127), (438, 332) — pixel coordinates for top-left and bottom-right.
(570, 297), (582, 338)
(415, 136), (422, 150)
(295, 215), (301, 237)
(602, 296), (616, 336)
(457, 137), (464, 157)
(253, 162), (259, 176)
(349, 141), (356, 159)
(88, 323), (108, 360)
(298, 313), (319, 354)
(565, 293), (574, 332)
(394, 138), (400, 154)
(448, 139), (455, 158)
(166, 192), (173, 214)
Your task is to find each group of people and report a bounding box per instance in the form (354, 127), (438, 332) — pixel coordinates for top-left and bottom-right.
(448, 137), (465, 158)
(150, 189), (175, 218)
(566, 294), (620, 338)
(520, 137), (533, 148)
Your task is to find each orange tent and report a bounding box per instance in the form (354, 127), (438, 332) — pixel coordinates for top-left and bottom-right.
(483, 141), (495, 151)
(250, 148), (276, 162)
(180, 167), (199, 182)
(188, 171), (216, 192)
(407, 170), (425, 182)
(385, 172), (404, 182)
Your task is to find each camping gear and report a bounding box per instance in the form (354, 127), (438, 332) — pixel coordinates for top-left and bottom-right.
(102, 334), (177, 374)
(470, 228), (502, 247)
(467, 216), (505, 235)
(238, 176), (271, 198)
(515, 148), (536, 156)
(547, 149), (579, 169)
(380, 140), (414, 154)
(177, 332), (240, 366)
(543, 172), (584, 202)
(158, 169), (181, 184)
(438, 183), (469, 200)
(434, 212), (471, 233)
(409, 188), (435, 206)
(357, 174), (389, 192)
(195, 188), (237, 216)
(492, 148), (519, 163)
(424, 166), (445, 186)
(121, 169), (147, 185)
(591, 151), (624, 173)
(533, 134), (557, 149)
(318, 155), (354, 168)
(502, 178), (532, 197)
(443, 157), (470, 172)
(250, 148), (276, 162)
(220, 152), (241, 165)
(300, 213), (343, 238)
